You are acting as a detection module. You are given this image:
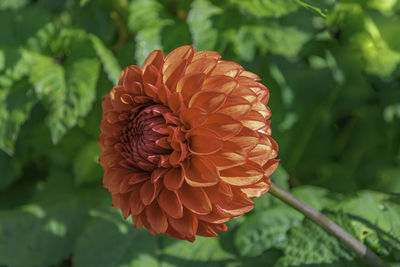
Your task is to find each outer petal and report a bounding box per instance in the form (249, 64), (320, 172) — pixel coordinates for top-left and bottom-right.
(145, 201), (168, 233)
(210, 61), (242, 78)
(240, 176), (271, 199)
(205, 141), (246, 170)
(168, 208), (198, 240)
(141, 50), (164, 72)
(140, 180), (162, 205)
(129, 186), (145, 216)
(204, 180), (233, 204)
(178, 182), (212, 215)
(192, 50), (221, 61)
(163, 59), (187, 92)
(158, 188), (184, 219)
(216, 189), (254, 217)
(198, 205), (232, 224)
(219, 161), (264, 186)
(163, 45), (195, 71)
(186, 57), (218, 76)
(118, 66), (143, 92)
(176, 73), (206, 104)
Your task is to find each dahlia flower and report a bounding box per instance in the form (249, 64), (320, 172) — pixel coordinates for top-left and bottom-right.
(99, 46), (278, 241)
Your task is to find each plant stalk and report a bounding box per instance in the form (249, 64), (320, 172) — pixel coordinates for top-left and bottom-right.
(269, 183), (388, 267)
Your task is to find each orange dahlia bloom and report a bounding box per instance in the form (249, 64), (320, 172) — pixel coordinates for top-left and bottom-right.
(99, 46), (278, 241)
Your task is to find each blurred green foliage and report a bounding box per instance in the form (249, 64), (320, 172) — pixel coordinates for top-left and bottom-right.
(0, 0), (399, 266)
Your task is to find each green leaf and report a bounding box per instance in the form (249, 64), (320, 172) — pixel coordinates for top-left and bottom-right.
(0, 0), (29, 10)
(24, 32), (100, 143)
(128, 0), (172, 65)
(328, 3), (400, 77)
(230, 0), (298, 18)
(0, 171), (102, 267)
(80, 0), (91, 7)
(292, 186), (340, 211)
(73, 204), (159, 267)
(160, 236), (236, 267)
(187, 0), (222, 51)
(295, 0), (327, 18)
(233, 24), (311, 61)
(73, 140), (103, 184)
(89, 34), (121, 84)
(0, 150), (21, 190)
(0, 84), (36, 154)
(234, 206), (302, 256)
(336, 191), (400, 241)
(276, 214), (360, 266)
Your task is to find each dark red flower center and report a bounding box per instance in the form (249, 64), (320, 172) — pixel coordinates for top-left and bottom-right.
(117, 103), (189, 173)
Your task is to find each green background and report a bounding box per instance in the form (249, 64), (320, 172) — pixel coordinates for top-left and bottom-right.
(0, 0), (399, 266)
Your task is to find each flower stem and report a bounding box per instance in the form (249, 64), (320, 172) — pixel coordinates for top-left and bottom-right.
(269, 183), (388, 267)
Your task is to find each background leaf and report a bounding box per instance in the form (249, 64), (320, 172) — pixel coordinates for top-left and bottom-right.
(0, 0), (399, 266)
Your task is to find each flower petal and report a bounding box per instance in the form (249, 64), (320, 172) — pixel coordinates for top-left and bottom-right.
(217, 95), (252, 119)
(186, 57), (218, 76)
(240, 176), (271, 199)
(141, 50), (164, 72)
(240, 110), (267, 131)
(163, 166), (184, 190)
(158, 189), (183, 219)
(120, 192), (131, 219)
(216, 189), (254, 217)
(143, 65), (160, 86)
(203, 113), (243, 140)
(180, 107), (208, 129)
(239, 70), (260, 81)
(204, 180), (233, 204)
(118, 65), (143, 90)
(188, 91), (226, 113)
(145, 201), (168, 233)
(140, 213), (157, 236)
(197, 222), (227, 237)
(237, 76), (269, 103)
(233, 85), (258, 103)
(163, 59), (187, 92)
(198, 205), (231, 224)
(183, 156), (219, 187)
(205, 141), (246, 170)
(178, 182), (212, 215)
(229, 127), (259, 153)
(163, 45), (195, 71)
(193, 50), (221, 61)
(176, 73), (206, 104)
(202, 75), (237, 94)
(140, 180), (162, 205)
(211, 61), (242, 78)
(129, 186), (145, 215)
(168, 208), (198, 240)
(186, 127), (223, 155)
(196, 221), (218, 237)
(219, 161), (264, 186)
(263, 159), (279, 177)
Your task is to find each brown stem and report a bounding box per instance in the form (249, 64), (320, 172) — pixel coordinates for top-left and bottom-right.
(269, 183), (388, 267)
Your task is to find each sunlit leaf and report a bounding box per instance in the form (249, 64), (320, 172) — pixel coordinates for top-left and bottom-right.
(230, 0), (298, 18)
(187, 0), (222, 51)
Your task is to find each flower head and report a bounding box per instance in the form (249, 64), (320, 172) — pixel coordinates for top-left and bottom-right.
(99, 46), (278, 241)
